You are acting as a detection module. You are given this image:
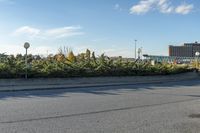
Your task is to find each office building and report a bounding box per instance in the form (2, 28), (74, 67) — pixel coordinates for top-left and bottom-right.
(169, 42), (200, 57)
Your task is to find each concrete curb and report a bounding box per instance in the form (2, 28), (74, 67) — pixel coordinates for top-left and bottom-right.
(0, 72), (199, 92)
(0, 81), (167, 92)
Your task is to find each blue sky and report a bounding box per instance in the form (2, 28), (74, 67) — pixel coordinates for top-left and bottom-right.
(0, 0), (199, 57)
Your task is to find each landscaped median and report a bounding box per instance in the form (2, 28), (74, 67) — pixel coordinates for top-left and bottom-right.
(0, 49), (191, 78)
(0, 72), (198, 92)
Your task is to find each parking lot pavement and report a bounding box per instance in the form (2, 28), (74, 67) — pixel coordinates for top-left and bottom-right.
(0, 79), (200, 132)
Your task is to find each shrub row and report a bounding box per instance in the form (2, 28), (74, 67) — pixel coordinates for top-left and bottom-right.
(0, 50), (191, 78)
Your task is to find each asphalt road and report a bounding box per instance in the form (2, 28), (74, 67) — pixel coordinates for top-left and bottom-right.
(0, 80), (200, 133)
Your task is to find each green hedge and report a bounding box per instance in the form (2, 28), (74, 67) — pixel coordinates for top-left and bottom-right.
(0, 53), (191, 78)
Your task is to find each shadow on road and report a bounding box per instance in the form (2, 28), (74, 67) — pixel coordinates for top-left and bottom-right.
(0, 79), (200, 100)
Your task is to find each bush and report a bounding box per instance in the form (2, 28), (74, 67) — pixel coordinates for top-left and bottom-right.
(0, 50), (191, 78)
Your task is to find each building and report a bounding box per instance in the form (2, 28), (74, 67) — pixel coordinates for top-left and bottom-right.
(169, 42), (200, 57)
(143, 54), (194, 64)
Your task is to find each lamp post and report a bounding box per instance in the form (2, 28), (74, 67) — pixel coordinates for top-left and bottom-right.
(24, 42), (30, 79)
(195, 52), (200, 72)
(138, 47), (142, 59)
(135, 40), (137, 59)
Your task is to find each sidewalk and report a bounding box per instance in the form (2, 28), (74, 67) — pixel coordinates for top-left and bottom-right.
(0, 72), (199, 92)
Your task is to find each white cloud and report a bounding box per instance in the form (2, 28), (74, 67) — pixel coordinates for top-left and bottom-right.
(45, 26), (84, 38)
(158, 0), (174, 13)
(175, 3), (193, 15)
(13, 26), (40, 37)
(130, 0), (194, 15)
(130, 0), (155, 14)
(13, 26), (84, 39)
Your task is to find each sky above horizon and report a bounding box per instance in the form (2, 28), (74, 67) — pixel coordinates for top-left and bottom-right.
(0, 0), (199, 57)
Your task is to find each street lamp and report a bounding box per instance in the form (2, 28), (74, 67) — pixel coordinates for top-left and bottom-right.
(138, 47), (142, 59)
(195, 52), (200, 72)
(24, 42), (30, 79)
(135, 40), (137, 59)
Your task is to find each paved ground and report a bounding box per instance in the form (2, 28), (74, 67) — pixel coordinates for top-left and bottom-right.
(0, 72), (197, 92)
(0, 80), (200, 133)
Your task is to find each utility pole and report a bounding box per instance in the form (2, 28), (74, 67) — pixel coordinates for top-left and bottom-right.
(135, 40), (137, 59)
